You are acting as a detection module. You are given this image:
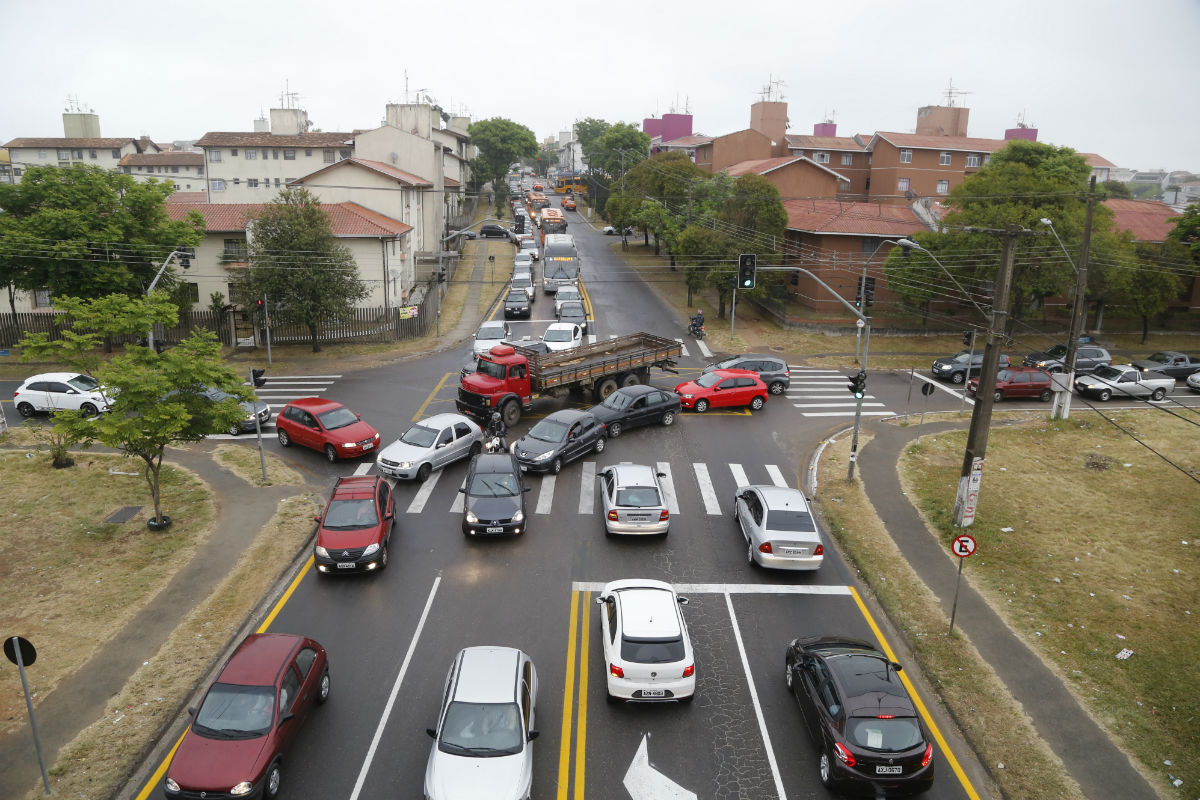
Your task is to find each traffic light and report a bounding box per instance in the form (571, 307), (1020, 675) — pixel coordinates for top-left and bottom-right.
(863, 277), (876, 308)
(855, 280), (864, 308)
(251, 368), (267, 388)
(962, 330), (972, 346)
(737, 253), (757, 289)
(256, 298), (264, 310)
(847, 371), (867, 399)
(438, 268), (446, 284)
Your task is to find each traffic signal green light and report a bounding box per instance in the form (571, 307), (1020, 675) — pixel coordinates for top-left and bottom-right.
(737, 253), (757, 289)
(847, 371), (867, 399)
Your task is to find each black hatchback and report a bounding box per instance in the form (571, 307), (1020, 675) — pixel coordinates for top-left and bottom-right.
(587, 385), (680, 438)
(459, 453), (530, 536)
(503, 291), (531, 318)
(785, 636), (934, 796)
(479, 223), (513, 240)
(512, 409), (606, 474)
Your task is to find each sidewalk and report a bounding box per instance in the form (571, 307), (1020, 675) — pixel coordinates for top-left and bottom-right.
(854, 417), (1155, 800)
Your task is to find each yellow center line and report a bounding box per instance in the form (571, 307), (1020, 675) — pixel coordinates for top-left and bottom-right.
(556, 591), (581, 800)
(412, 372), (453, 422)
(578, 279), (594, 319)
(848, 587), (981, 800)
(574, 591), (591, 800)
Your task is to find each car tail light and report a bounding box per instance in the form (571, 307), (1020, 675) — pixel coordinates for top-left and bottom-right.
(921, 742), (933, 768)
(833, 742), (856, 767)
(758, 542), (773, 554)
(659, 510), (669, 521)
(608, 510), (618, 521)
(814, 544), (824, 555)
(682, 664), (694, 678)
(609, 663), (624, 678)
(877, 714), (895, 719)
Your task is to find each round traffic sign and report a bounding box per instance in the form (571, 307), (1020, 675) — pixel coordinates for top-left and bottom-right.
(856, 318), (865, 329)
(921, 382), (936, 397)
(4, 635), (36, 667)
(952, 535), (977, 558)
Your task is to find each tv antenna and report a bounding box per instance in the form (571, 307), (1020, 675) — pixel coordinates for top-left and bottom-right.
(942, 78), (972, 107)
(279, 79), (301, 109)
(759, 75), (786, 103)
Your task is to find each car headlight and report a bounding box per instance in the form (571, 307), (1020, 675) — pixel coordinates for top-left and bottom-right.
(315, 546), (329, 558)
(533, 450), (555, 462)
(230, 782), (253, 796)
(165, 778), (180, 792)
(512, 510), (524, 523)
(362, 543), (379, 557)
(681, 393), (694, 399)
(465, 511), (478, 523)
(398, 461), (412, 469)
(340, 441), (356, 448)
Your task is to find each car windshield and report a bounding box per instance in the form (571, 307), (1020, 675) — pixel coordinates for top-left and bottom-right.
(695, 373), (723, 389)
(468, 472), (520, 497)
(400, 424), (438, 448)
(544, 328), (573, 342)
(323, 498), (379, 529)
(602, 392), (632, 410)
(995, 369), (1015, 382)
(621, 636), (685, 664)
(557, 289), (580, 302)
(846, 717), (924, 752)
(1045, 344), (1069, 358)
(438, 702), (523, 756)
(765, 509), (817, 532)
(714, 357), (742, 369)
(949, 351), (971, 363)
(67, 375), (101, 392)
(1146, 352), (1170, 364)
(616, 487), (662, 508)
(476, 359), (507, 380)
(1092, 365), (1123, 380)
(506, 294), (525, 304)
(526, 418), (569, 443)
(194, 683), (274, 738)
(478, 327), (506, 340)
(317, 406), (359, 430)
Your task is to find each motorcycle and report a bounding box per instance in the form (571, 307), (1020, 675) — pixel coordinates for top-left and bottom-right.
(483, 435), (509, 454)
(687, 319), (706, 340)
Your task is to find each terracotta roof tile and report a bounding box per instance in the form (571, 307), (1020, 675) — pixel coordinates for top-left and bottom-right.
(660, 135), (713, 147)
(784, 198), (927, 236)
(785, 135), (867, 151)
(195, 131), (355, 148)
(166, 192), (207, 204)
(871, 132), (1006, 153)
(725, 156), (849, 183)
(1103, 198), (1177, 242)
(1079, 152), (1117, 168)
(119, 152), (204, 166)
(290, 157), (433, 187)
(4, 137), (137, 149)
(166, 201), (412, 238)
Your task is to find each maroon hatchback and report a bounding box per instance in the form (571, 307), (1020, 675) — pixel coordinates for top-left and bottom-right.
(967, 366), (1054, 402)
(163, 633), (329, 799)
(276, 397), (380, 462)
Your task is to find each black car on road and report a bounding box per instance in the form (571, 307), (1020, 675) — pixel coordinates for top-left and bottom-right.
(459, 453), (530, 536)
(785, 636), (935, 796)
(1023, 343), (1111, 375)
(512, 409), (606, 474)
(557, 300), (588, 334)
(479, 223), (514, 240)
(930, 351), (1010, 384)
(587, 384), (680, 438)
(503, 290), (531, 319)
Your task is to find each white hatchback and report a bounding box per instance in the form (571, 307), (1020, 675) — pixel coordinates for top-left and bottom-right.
(14, 372), (112, 417)
(553, 285), (582, 315)
(596, 579), (695, 703)
(540, 322), (582, 352)
(473, 321), (512, 355)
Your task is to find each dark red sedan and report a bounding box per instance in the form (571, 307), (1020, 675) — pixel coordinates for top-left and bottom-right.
(276, 397), (380, 462)
(674, 369), (769, 413)
(314, 475), (395, 574)
(967, 366), (1054, 402)
(164, 633), (329, 799)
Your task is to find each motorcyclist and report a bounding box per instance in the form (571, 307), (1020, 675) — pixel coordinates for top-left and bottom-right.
(689, 309), (705, 333)
(485, 411), (508, 452)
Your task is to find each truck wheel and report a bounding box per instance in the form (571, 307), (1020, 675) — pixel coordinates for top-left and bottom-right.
(620, 373), (640, 388)
(501, 401), (521, 427)
(597, 378), (618, 400)
(1098, 389), (1111, 401)
(1151, 387), (1167, 401)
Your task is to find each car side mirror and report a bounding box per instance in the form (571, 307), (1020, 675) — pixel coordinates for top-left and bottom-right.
(426, 727), (437, 739)
(523, 486), (532, 493)
(458, 487), (466, 493)
(384, 511), (394, 520)
(356, 413), (362, 420)
(278, 712), (294, 726)
(595, 595), (609, 605)
(678, 597), (689, 605)
(314, 515), (321, 522)
(657, 472), (667, 478)
(187, 706), (197, 716)
(891, 662), (904, 672)
(527, 729), (540, 741)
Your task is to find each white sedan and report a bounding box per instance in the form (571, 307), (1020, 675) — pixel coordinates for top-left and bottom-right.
(473, 320), (512, 355)
(540, 323), (582, 352)
(733, 485), (825, 570)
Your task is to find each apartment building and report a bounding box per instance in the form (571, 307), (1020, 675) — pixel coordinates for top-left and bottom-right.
(785, 124), (871, 198)
(118, 151), (206, 191)
(724, 156), (849, 200)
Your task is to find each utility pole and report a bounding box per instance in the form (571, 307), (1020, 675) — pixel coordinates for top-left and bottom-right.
(1053, 175), (1097, 420)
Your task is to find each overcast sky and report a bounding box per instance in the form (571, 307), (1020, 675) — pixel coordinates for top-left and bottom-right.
(3, 0), (1196, 172)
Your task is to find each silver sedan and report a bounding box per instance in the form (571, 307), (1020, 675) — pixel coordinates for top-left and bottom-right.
(733, 485), (825, 570)
(599, 464), (670, 536)
(376, 413), (482, 481)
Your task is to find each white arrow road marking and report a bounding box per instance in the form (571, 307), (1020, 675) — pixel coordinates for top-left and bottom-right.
(406, 469), (443, 513)
(578, 461), (596, 515)
(623, 734), (697, 800)
(656, 461), (679, 515)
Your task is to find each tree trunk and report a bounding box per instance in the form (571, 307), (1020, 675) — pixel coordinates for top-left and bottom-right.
(308, 321), (321, 353)
(653, 234), (660, 256)
(1092, 300), (1105, 333)
(6, 282), (17, 330)
(143, 452), (164, 523)
(717, 288), (728, 320)
(1141, 314), (1149, 344)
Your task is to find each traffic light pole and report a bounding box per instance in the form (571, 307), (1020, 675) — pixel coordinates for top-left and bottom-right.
(250, 368), (268, 483)
(847, 320), (871, 483)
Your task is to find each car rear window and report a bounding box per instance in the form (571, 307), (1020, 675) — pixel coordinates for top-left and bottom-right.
(621, 636), (685, 664)
(765, 509), (816, 532)
(846, 717), (923, 752)
(616, 487), (662, 507)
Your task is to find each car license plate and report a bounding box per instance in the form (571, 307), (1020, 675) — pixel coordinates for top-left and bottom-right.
(361, 442), (374, 451)
(336, 562), (356, 569)
(780, 547), (808, 557)
(486, 526), (504, 533)
(641, 689), (666, 697)
(876, 765), (902, 775)
(520, 465), (528, 472)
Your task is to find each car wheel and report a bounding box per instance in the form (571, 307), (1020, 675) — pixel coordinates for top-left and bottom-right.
(16, 402), (35, 418)
(769, 381), (785, 395)
(277, 429), (291, 447)
(1098, 389), (1112, 401)
(608, 421), (624, 438)
(594, 436), (607, 453)
(316, 668), (331, 704)
(951, 371), (965, 384)
(265, 762), (283, 799)
(819, 751), (834, 789)
(551, 457), (562, 475)
(749, 396), (765, 411)
(227, 423), (242, 436)
(661, 411), (676, 426)
(416, 463), (432, 482)
(1151, 387), (1167, 401)
(694, 399), (709, 413)
(785, 658), (794, 690)
(324, 444), (338, 462)
(1039, 389), (1052, 402)
(993, 390), (1004, 403)
(80, 402), (99, 417)
(747, 541), (759, 568)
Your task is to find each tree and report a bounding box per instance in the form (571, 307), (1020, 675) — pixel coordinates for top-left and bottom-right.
(590, 124), (651, 182)
(676, 225), (737, 317)
(233, 188), (368, 352)
(1167, 203), (1200, 262)
(468, 118), (538, 194)
(1120, 242), (1188, 343)
(0, 165), (203, 309)
(574, 118), (611, 167)
(1101, 180), (1132, 199)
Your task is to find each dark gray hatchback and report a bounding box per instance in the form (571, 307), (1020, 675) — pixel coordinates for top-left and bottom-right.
(704, 354), (791, 395)
(512, 409), (607, 475)
(460, 453), (530, 536)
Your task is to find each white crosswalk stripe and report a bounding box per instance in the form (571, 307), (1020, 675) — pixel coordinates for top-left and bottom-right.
(765, 465), (788, 488)
(793, 402), (886, 408)
(692, 462), (721, 515)
(407, 469), (443, 514)
(578, 462), (596, 515)
(673, 338), (690, 358)
(656, 461), (680, 515)
(801, 411), (895, 417)
(353, 462), (373, 476)
(587, 334), (597, 344)
(696, 339), (712, 358)
(729, 463), (749, 490)
(536, 475), (556, 514)
(449, 477), (466, 513)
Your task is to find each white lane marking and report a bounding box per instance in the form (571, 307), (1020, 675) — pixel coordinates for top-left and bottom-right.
(252, 381), (337, 387)
(788, 381), (851, 386)
(729, 463), (749, 490)
(406, 469), (443, 513)
(259, 374), (342, 379)
(725, 591), (788, 800)
(696, 339), (712, 358)
(536, 474), (556, 514)
(792, 402), (886, 408)
(349, 576), (441, 800)
(692, 463), (721, 515)
(449, 477), (466, 513)
(800, 411), (896, 417)
(578, 462), (595, 515)
(587, 334), (597, 344)
(765, 464), (788, 488)
(573, 581), (852, 594)
(657, 461), (680, 515)
(913, 372), (974, 404)
(674, 338), (690, 358)
(354, 462), (373, 476)
(790, 369), (841, 374)
(787, 394), (879, 400)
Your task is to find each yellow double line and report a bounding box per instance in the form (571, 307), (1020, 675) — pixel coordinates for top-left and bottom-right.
(556, 590), (592, 800)
(578, 278), (594, 320)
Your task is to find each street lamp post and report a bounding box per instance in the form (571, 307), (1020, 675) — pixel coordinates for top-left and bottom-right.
(145, 247), (187, 351)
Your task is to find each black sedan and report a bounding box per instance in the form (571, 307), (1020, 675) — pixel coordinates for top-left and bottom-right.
(785, 637), (934, 796)
(459, 453), (530, 536)
(503, 291), (531, 319)
(511, 409), (606, 474)
(479, 223), (513, 240)
(587, 384), (680, 438)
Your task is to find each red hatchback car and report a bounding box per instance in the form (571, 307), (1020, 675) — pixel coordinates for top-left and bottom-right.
(164, 633), (329, 799)
(968, 366), (1054, 402)
(276, 398), (380, 462)
(314, 475), (395, 574)
(674, 369), (769, 413)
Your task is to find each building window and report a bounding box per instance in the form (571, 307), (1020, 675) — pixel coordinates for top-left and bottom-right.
(211, 179), (225, 192)
(899, 149), (913, 164)
(898, 178), (910, 192)
(274, 178), (281, 187)
(111, 149), (121, 159)
(209, 150), (222, 162)
(284, 149), (296, 160)
(58, 149), (70, 160)
(89, 150), (97, 159)
(171, 166), (179, 173)
(231, 148), (238, 156)
(841, 153), (854, 166)
(983, 154), (991, 164)
(813, 152), (830, 164)
(72, 149), (83, 159)
(122, 166), (131, 174)
(937, 180), (950, 194)
(305, 148), (312, 157)
(339, 149), (351, 160)
(197, 165), (204, 175)
(939, 152), (951, 166)
(247, 178), (259, 188)
(181, 282), (200, 304)
(272, 149), (280, 160)
(245, 149), (257, 160)
(38, 150), (47, 159)
(34, 288), (52, 308)
(223, 239), (248, 259)
(324, 149), (335, 163)
(966, 154), (981, 168)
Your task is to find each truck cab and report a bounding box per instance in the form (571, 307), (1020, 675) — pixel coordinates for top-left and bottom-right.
(457, 345), (531, 425)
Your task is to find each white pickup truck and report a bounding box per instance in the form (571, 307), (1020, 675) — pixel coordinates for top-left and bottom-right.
(1073, 364), (1174, 401)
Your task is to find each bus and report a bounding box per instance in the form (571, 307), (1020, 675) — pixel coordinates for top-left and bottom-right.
(554, 175), (587, 195)
(539, 208), (567, 242)
(542, 234), (580, 294)
(527, 191), (550, 211)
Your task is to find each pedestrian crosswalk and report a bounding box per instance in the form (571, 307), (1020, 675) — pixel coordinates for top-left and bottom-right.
(389, 459), (792, 518)
(206, 374), (343, 439)
(788, 368), (894, 418)
(583, 334), (711, 358)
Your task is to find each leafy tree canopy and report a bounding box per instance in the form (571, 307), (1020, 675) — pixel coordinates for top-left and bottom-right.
(1101, 180), (1132, 199)
(1168, 203), (1200, 262)
(574, 118), (611, 166)
(468, 118), (538, 193)
(590, 124), (651, 182)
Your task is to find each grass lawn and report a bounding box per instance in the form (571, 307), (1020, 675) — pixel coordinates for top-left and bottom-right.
(898, 410), (1200, 796)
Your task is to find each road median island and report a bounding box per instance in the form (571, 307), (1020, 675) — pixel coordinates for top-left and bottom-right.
(814, 432), (1085, 800)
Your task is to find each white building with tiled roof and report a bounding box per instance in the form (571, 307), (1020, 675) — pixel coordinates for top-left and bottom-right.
(3, 136), (161, 178)
(118, 151), (206, 191)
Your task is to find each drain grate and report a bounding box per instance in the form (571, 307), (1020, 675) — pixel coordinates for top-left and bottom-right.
(106, 506), (143, 524)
